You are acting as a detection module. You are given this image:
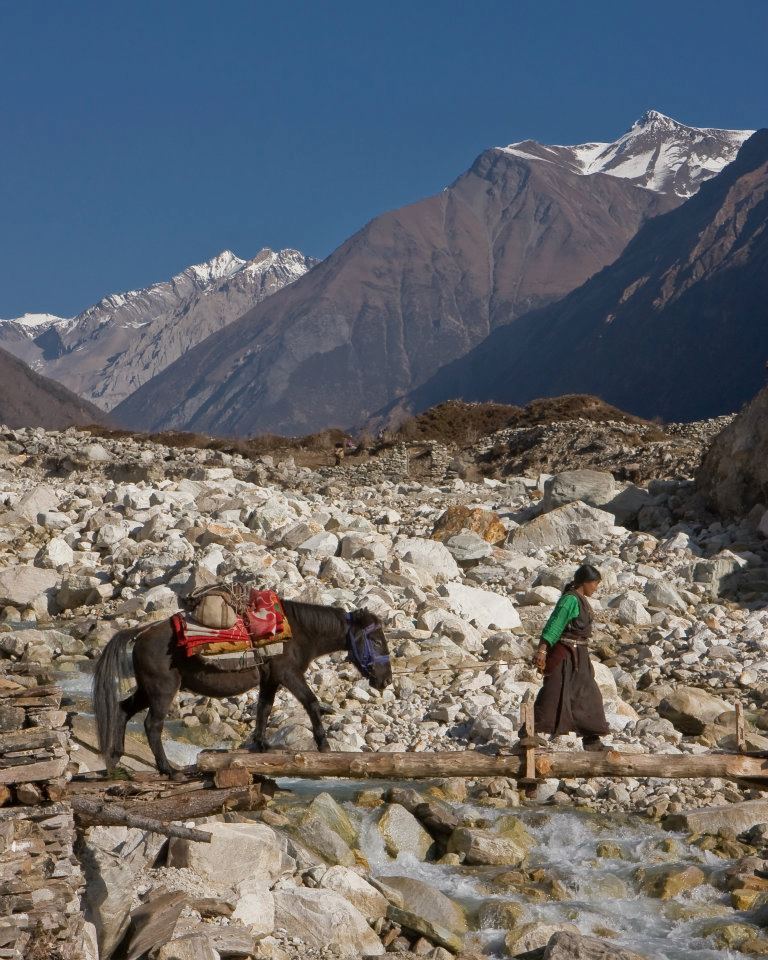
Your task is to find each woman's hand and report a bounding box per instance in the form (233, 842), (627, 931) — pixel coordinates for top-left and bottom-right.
(534, 646), (547, 673)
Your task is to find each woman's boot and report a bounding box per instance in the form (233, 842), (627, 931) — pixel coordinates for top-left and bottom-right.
(582, 735), (608, 752)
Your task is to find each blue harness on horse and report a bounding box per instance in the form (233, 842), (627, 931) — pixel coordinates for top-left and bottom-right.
(345, 614), (390, 676)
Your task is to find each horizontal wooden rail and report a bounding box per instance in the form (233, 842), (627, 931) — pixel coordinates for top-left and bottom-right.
(195, 749), (768, 783)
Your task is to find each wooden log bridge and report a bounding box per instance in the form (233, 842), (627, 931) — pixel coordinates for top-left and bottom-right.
(195, 748), (768, 784)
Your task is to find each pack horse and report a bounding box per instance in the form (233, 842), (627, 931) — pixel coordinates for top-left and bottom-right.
(92, 587), (392, 777)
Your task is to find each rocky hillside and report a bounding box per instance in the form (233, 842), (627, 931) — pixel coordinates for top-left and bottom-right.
(0, 346), (107, 430)
(0, 248), (315, 410)
(698, 383), (768, 516)
(403, 129), (768, 423)
(111, 112), (732, 436)
(5, 417), (768, 957)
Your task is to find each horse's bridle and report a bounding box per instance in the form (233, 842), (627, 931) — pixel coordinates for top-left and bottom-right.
(344, 612), (390, 677)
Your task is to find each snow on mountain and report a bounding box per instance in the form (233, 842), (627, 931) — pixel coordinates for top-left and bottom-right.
(1, 312), (69, 331)
(502, 110), (754, 197)
(0, 247), (317, 409)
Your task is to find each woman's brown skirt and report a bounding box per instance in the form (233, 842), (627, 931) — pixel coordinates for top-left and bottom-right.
(534, 641), (609, 737)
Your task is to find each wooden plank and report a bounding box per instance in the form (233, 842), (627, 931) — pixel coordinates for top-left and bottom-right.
(195, 749), (768, 783)
(69, 796), (212, 843)
(736, 702), (746, 754)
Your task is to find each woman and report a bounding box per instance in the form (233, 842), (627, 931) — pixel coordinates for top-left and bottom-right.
(530, 563), (609, 751)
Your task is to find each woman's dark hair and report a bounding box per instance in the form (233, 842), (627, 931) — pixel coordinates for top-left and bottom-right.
(563, 563), (602, 593)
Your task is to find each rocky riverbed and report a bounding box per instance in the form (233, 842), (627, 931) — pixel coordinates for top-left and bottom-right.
(3, 417), (768, 958)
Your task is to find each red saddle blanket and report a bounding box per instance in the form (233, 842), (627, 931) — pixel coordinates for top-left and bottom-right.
(173, 589), (292, 657)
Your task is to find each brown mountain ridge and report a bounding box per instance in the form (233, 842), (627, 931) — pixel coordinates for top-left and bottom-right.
(113, 126), (680, 435)
(0, 346), (107, 430)
(398, 129), (768, 424)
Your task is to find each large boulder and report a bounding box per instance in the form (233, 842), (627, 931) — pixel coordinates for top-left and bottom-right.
(431, 506), (507, 545)
(15, 484), (60, 523)
(168, 821), (294, 888)
(0, 565), (58, 608)
(507, 923), (580, 955)
(56, 573), (103, 610)
(634, 863), (706, 899)
(658, 687), (730, 735)
(295, 814), (357, 867)
(447, 826), (530, 866)
(303, 792), (358, 846)
(543, 931), (649, 959)
(376, 803), (434, 860)
(542, 470), (616, 513)
(79, 843), (135, 958)
(319, 867), (388, 919)
(698, 386), (768, 516)
(607, 592), (651, 626)
(272, 888), (384, 956)
(644, 580), (687, 611)
(382, 876), (466, 953)
(663, 800), (768, 836)
(508, 502), (615, 553)
(231, 881), (275, 936)
(155, 938), (219, 960)
(394, 537), (460, 582)
(438, 582), (521, 629)
(691, 551), (746, 596)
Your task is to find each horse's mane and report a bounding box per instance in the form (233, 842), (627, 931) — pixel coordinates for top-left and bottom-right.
(281, 599), (348, 636)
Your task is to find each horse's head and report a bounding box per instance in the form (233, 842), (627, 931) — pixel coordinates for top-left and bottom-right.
(345, 608), (392, 691)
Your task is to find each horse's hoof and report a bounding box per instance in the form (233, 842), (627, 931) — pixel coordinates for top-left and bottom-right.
(250, 740), (269, 753)
(317, 741), (331, 753)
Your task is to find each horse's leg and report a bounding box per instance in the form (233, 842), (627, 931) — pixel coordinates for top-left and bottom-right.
(112, 688), (149, 769)
(252, 675), (279, 752)
(144, 680), (181, 777)
(282, 672), (331, 752)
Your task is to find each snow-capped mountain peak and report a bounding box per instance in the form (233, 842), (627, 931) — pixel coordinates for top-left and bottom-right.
(502, 110), (755, 197)
(0, 312), (70, 331)
(0, 246), (317, 410)
(186, 249), (246, 284)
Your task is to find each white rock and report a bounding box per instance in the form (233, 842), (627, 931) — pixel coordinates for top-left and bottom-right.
(644, 580), (687, 611)
(232, 884), (275, 936)
(0, 565), (58, 608)
(37, 510), (72, 530)
(508, 502), (615, 552)
(35, 536), (75, 569)
(95, 522), (131, 547)
(439, 582), (520, 629)
(82, 442), (110, 462)
(519, 585), (562, 605)
(609, 593), (651, 626)
(394, 538), (460, 582)
(144, 585), (179, 613)
(15, 484), (60, 522)
(298, 532), (339, 557)
(319, 867), (388, 919)
(542, 470), (616, 512)
(470, 706), (518, 744)
(272, 888), (384, 956)
(168, 821), (294, 888)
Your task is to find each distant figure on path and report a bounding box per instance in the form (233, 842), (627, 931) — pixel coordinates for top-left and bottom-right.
(527, 563), (610, 751)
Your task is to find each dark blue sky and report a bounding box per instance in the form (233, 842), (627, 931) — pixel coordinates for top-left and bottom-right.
(1, 0), (766, 318)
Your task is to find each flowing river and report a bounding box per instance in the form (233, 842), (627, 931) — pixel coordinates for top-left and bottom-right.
(60, 664), (750, 958)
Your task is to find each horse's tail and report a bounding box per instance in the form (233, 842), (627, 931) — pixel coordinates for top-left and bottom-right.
(93, 627), (134, 771)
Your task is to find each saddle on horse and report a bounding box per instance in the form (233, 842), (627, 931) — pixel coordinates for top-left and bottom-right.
(172, 583), (292, 662)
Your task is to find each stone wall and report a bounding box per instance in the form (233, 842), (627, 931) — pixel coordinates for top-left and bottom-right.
(0, 668), (85, 959)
